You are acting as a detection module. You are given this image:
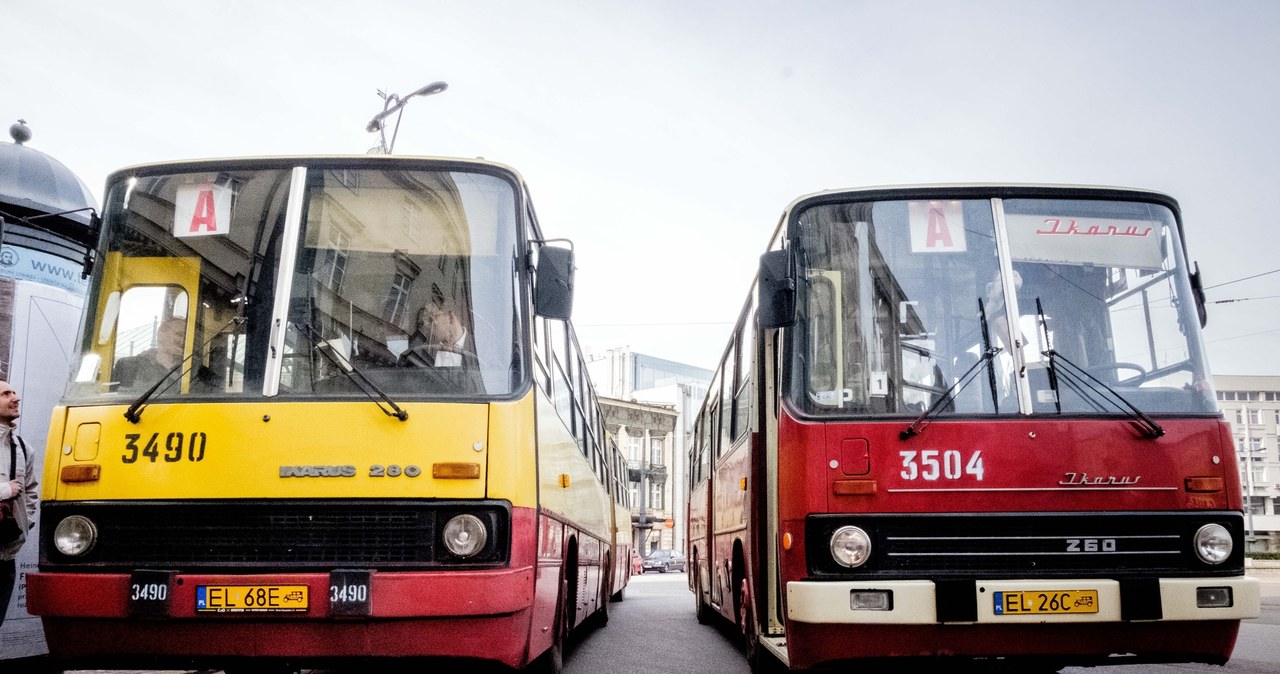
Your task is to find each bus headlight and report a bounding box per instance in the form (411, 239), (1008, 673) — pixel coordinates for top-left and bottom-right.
(830, 525), (872, 568)
(442, 514), (488, 558)
(53, 515), (98, 557)
(1193, 523), (1232, 564)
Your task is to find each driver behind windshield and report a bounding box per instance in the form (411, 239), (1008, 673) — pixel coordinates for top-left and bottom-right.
(114, 317), (186, 390)
(398, 300), (475, 369)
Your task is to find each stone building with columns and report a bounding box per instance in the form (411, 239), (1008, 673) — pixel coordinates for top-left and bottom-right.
(590, 349), (712, 557)
(599, 396), (678, 555)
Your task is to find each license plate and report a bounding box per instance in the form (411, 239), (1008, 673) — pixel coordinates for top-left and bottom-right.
(196, 585), (309, 613)
(128, 570), (175, 617)
(993, 589), (1099, 615)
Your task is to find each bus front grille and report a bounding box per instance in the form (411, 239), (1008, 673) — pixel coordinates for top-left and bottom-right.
(805, 511), (1245, 579)
(40, 499), (510, 571)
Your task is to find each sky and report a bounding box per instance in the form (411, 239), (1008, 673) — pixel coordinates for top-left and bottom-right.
(3, 0), (1278, 377)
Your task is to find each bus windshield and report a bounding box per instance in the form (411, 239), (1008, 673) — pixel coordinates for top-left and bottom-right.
(790, 195), (1216, 418)
(68, 163), (523, 401)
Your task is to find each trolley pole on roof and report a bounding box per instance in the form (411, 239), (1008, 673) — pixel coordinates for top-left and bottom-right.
(365, 81), (448, 154)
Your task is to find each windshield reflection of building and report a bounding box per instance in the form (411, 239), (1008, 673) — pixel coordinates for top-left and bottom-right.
(298, 170), (475, 387)
(804, 200), (1004, 417)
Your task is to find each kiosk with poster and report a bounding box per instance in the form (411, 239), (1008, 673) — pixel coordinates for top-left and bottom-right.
(0, 121), (95, 661)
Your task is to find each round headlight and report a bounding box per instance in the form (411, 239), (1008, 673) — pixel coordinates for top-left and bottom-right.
(830, 525), (872, 568)
(53, 515), (97, 557)
(442, 514), (488, 558)
(1193, 523), (1233, 565)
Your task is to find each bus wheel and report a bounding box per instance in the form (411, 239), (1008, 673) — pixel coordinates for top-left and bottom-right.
(694, 566), (713, 625)
(528, 576), (568, 674)
(594, 582), (610, 628)
(223, 663), (298, 674)
(737, 576), (772, 672)
(528, 638), (564, 674)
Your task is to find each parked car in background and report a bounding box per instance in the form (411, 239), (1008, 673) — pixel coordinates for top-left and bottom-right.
(641, 549), (686, 573)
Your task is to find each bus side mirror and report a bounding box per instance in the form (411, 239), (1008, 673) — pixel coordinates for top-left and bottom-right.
(535, 245), (575, 321)
(1190, 261), (1208, 328)
(758, 249), (795, 329)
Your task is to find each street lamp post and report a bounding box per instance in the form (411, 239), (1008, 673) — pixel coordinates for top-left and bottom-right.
(365, 81), (448, 154)
(639, 435), (649, 556)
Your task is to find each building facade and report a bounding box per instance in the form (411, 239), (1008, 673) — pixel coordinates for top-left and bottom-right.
(588, 349), (711, 556)
(1216, 374), (1280, 552)
(599, 396), (678, 554)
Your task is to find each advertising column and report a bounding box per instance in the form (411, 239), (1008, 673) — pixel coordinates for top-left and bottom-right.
(0, 247), (88, 658)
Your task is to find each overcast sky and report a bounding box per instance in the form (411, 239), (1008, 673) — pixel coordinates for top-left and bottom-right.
(4, 0), (1278, 377)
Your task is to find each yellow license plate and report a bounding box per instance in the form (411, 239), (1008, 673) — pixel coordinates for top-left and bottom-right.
(196, 585), (309, 613)
(994, 589), (1098, 615)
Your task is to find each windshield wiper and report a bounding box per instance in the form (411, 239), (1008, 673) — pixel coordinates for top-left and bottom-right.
(1032, 297), (1162, 438)
(1040, 350), (1164, 439)
(1035, 298), (1063, 414)
(977, 296), (1002, 413)
(900, 345), (1002, 440)
(295, 322), (408, 421)
(124, 316), (244, 423)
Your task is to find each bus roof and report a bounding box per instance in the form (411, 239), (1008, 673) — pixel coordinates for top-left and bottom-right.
(784, 183), (1178, 214)
(103, 154), (526, 185)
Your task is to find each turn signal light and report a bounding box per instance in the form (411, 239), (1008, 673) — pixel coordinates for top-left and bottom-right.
(432, 462), (481, 479)
(833, 479), (877, 495)
(1184, 477), (1223, 493)
(60, 464), (101, 483)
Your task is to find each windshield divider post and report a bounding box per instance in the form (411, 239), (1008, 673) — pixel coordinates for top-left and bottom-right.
(263, 166), (308, 397)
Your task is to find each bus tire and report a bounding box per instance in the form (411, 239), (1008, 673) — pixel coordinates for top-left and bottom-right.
(528, 576), (569, 674)
(735, 567), (776, 673)
(693, 565), (713, 625)
(224, 662), (298, 674)
(528, 637), (564, 674)
(739, 578), (778, 673)
(596, 586), (610, 627)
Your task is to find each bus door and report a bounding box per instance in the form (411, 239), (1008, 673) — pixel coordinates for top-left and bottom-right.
(707, 394), (724, 608)
(760, 321), (785, 636)
(87, 252), (200, 393)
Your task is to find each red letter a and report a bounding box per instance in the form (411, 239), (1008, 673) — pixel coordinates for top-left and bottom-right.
(189, 190), (218, 232)
(926, 208), (954, 248)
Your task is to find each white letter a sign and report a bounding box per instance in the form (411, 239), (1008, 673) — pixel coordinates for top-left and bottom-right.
(174, 183), (233, 238)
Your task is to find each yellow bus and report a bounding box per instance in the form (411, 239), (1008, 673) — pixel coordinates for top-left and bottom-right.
(27, 155), (627, 673)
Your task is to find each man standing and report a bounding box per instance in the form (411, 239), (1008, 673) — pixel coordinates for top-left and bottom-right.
(0, 380), (36, 629)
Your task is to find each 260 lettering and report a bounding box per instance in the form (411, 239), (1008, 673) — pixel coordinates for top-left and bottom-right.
(123, 432), (207, 463)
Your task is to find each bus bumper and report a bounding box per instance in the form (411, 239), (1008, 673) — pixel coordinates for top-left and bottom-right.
(29, 566), (535, 666)
(787, 576), (1260, 624)
(784, 576), (1259, 668)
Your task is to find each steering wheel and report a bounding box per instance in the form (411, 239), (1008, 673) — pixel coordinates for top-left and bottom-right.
(1087, 362), (1148, 386)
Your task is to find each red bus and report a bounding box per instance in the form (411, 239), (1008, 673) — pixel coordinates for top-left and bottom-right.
(687, 184), (1260, 671)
